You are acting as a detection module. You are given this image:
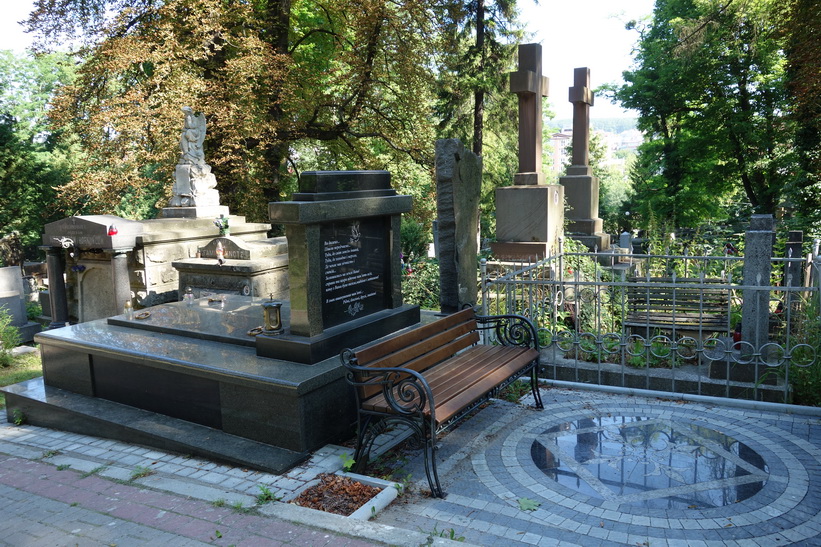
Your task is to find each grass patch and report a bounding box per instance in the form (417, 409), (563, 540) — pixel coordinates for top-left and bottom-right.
(497, 380), (532, 403)
(130, 465), (156, 481)
(0, 350), (43, 411)
(81, 465), (108, 478)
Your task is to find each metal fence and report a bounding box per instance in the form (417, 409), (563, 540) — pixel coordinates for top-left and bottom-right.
(480, 245), (821, 405)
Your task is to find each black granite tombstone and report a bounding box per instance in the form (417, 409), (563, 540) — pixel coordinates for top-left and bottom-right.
(262, 170), (419, 364)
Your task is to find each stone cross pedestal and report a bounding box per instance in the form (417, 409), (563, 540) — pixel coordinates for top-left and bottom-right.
(491, 44), (564, 260)
(560, 67), (609, 251)
(510, 44), (549, 186)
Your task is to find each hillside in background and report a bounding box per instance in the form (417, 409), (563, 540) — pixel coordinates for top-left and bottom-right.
(549, 118), (638, 133)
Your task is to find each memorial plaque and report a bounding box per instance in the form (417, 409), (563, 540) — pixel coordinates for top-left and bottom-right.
(198, 237), (252, 260)
(320, 217), (390, 329)
(43, 215), (142, 249)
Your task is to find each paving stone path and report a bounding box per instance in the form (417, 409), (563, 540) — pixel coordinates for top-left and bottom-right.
(1, 386), (819, 546)
(375, 387), (821, 546)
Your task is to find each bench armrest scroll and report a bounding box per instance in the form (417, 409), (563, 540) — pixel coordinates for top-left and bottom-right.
(340, 349), (436, 420)
(475, 313), (539, 351)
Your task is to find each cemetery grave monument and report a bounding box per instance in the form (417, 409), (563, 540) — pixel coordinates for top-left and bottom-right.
(39, 107), (274, 325)
(491, 43), (564, 260)
(4, 168), (419, 475)
(560, 67), (610, 251)
(435, 138), (482, 312)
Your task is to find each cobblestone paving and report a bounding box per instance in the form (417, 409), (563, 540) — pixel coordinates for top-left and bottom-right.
(374, 387), (821, 547)
(2, 386), (819, 546)
(0, 421), (400, 546)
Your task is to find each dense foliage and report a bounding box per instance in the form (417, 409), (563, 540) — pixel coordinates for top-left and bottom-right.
(610, 0), (816, 236)
(0, 52), (76, 251)
(434, 0), (526, 239)
(23, 0), (444, 223)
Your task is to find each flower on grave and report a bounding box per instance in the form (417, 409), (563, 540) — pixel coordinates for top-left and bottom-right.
(214, 214), (229, 236)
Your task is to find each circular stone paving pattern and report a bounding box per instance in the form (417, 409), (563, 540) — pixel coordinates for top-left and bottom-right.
(474, 400), (821, 544)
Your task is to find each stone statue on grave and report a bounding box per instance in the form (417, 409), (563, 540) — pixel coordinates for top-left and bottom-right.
(167, 106), (223, 210)
(179, 106), (206, 166)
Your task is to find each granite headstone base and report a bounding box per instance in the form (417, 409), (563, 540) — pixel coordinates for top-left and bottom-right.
(492, 184), (564, 260)
(21, 306), (361, 466)
(256, 304), (420, 364)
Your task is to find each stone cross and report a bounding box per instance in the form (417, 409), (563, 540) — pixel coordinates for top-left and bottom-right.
(569, 67), (594, 168)
(509, 43), (549, 184)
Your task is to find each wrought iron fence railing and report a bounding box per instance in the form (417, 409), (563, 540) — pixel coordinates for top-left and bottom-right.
(480, 249), (820, 405)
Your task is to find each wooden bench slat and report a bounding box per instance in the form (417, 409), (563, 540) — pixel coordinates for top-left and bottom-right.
(431, 352), (537, 424)
(360, 346), (503, 412)
(361, 345), (537, 425)
(624, 277), (731, 334)
(365, 325), (478, 370)
(342, 309), (542, 498)
(354, 308), (475, 365)
(355, 329), (479, 400)
(422, 346), (529, 405)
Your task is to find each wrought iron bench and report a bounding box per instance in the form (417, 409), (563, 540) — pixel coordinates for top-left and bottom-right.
(623, 277), (731, 336)
(340, 307), (542, 498)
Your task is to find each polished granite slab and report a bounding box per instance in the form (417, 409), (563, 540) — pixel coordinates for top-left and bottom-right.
(32, 315), (357, 455)
(2, 377), (307, 474)
(38, 314), (342, 393)
(107, 296), (274, 348)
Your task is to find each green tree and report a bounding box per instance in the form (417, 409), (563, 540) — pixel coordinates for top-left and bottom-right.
(611, 0), (793, 229)
(0, 51), (76, 252)
(434, 1), (526, 239)
(784, 0), (821, 232)
(26, 0), (441, 222)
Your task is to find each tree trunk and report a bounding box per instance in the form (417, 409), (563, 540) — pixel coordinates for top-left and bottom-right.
(472, 0), (485, 157)
(262, 0), (292, 207)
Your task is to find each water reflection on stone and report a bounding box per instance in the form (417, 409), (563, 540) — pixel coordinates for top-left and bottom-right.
(531, 416), (768, 509)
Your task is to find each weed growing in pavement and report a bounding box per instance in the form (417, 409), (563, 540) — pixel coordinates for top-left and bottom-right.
(339, 452), (356, 472)
(56, 464), (71, 471)
(255, 484), (281, 504)
(230, 500), (252, 513)
(130, 465), (156, 480)
(420, 525), (465, 543)
(11, 408), (25, 425)
(38, 449), (60, 459)
(212, 498), (226, 507)
(81, 465), (107, 478)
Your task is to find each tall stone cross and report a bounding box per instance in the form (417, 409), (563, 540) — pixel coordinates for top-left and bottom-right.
(569, 67), (594, 171)
(509, 43), (549, 185)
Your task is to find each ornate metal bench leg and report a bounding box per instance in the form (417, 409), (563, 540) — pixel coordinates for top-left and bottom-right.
(423, 438), (444, 498)
(531, 365), (544, 409)
(353, 415), (379, 473)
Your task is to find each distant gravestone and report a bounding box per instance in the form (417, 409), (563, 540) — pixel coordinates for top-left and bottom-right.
(0, 266), (40, 342)
(436, 139), (482, 312)
(742, 214), (774, 351)
(560, 67), (609, 251)
(784, 230), (803, 287)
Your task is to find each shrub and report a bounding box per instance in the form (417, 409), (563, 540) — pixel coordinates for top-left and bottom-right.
(402, 258), (440, 310)
(400, 218), (430, 261)
(0, 306), (21, 367)
(26, 301), (42, 321)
